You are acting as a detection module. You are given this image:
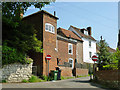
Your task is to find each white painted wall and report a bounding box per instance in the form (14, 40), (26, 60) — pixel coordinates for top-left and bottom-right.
(82, 38), (96, 63)
(68, 26), (96, 64)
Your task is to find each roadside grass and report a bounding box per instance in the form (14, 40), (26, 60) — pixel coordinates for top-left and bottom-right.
(22, 74), (90, 83)
(0, 80), (7, 83)
(61, 74), (90, 80)
(22, 75), (45, 83)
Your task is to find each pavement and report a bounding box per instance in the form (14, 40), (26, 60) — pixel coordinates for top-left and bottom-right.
(2, 76), (109, 89)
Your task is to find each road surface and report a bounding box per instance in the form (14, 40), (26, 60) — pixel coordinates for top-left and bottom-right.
(2, 76), (109, 89)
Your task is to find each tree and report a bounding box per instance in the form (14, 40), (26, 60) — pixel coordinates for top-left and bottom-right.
(2, 2), (54, 65)
(97, 36), (111, 70)
(2, 2), (54, 53)
(103, 48), (120, 70)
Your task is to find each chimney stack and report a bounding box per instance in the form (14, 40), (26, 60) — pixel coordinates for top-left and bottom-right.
(54, 11), (56, 16)
(87, 27), (92, 36)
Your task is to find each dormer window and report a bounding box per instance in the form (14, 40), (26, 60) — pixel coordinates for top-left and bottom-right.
(84, 30), (88, 35)
(45, 23), (55, 33)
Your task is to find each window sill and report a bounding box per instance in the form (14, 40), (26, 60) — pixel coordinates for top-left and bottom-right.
(45, 30), (55, 34)
(68, 53), (73, 55)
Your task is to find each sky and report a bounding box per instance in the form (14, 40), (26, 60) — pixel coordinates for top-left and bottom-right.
(24, 2), (118, 49)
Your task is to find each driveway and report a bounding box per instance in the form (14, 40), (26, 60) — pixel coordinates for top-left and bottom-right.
(2, 76), (109, 89)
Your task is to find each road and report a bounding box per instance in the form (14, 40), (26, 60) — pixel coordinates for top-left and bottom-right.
(2, 76), (109, 89)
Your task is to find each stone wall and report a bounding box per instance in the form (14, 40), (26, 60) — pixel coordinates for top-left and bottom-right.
(2, 63), (33, 82)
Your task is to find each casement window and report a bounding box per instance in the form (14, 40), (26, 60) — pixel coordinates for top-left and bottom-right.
(89, 41), (91, 47)
(68, 43), (73, 55)
(45, 23), (55, 33)
(69, 58), (74, 69)
(89, 52), (92, 58)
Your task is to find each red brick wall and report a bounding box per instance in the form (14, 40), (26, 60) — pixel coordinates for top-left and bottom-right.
(57, 39), (76, 66)
(43, 13), (58, 75)
(75, 68), (88, 76)
(60, 67), (73, 77)
(96, 70), (119, 81)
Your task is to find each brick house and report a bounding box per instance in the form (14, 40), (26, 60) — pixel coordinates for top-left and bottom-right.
(57, 27), (86, 76)
(23, 10), (88, 77)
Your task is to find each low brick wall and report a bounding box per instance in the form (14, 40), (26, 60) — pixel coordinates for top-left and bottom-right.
(96, 70), (120, 89)
(1, 63), (33, 82)
(60, 67), (73, 77)
(96, 70), (119, 81)
(76, 68), (88, 76)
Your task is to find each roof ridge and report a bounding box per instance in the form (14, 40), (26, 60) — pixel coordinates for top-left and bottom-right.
(70, 25), (96, 41)
(23, 10), (58, 19)
(58, 27), (83, 42)
(58, 27), (73, 32)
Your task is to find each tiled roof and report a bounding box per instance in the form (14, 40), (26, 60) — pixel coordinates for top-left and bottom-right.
(23, 10), (59, 20)
(96, 44), (116, 53)
(108, 47), (116, 53)
(70, 25), (96, 41)
(57, 27), (83, 42)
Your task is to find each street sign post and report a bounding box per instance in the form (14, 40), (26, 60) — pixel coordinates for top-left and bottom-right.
(46, 55), (51, 77)
(92, 55), (98, 80)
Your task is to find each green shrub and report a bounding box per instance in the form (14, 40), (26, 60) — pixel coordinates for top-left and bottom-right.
(22, 79), (29, 83)
(47, 76), (53, 81)
(61, 76), (66, 80)
(2, 43), (33, 66)
(41, 75), (53, 81)
(2, 80), (7, 83)
(41, 75), (48, 81)
(29, 75), (42, 82)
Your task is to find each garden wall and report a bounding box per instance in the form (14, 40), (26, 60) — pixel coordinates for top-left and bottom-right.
(60, 67), (73, 77)
(76, 68), (88, 76)
(95, 70), (120, 89)
(1, 63), (33, 82)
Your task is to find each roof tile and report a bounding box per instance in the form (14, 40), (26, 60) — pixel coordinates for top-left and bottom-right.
(57, 27), (83, 42)
(70, 25), (96, 41)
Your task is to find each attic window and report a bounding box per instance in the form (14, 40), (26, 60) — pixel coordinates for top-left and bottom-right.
(45, 23), (55, 33)
(84, 30), (88, 35)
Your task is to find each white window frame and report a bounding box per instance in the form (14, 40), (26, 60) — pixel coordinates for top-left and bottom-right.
(68, 43), (73, 55)
(89, 41), (91, 47)
(45, 23), (55, 34)
(89, 52), (92, 58)
(69, 58), (74, 69)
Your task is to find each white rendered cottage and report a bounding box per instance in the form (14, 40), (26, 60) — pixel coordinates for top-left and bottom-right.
(68, 25), (96, 64)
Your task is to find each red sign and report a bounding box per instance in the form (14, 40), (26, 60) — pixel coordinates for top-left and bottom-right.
(46, 55), (51, 60)
(92, 55), (98, 61)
